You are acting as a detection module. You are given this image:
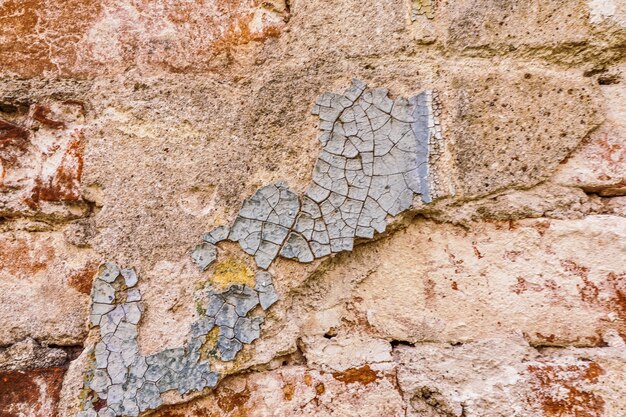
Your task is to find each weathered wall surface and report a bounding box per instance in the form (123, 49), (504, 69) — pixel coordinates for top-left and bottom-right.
(0, 0), (624, 416)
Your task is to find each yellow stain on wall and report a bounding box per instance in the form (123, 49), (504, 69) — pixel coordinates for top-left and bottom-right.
(200, 327), (220, 361)
(412, 0), (436, 19)
(210, 258), (256, 289)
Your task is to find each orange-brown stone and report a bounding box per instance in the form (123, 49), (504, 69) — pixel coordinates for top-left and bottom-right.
(0, 0), (288, 77)
(0, 367), (66, 417)
(527, 361), (606, 417)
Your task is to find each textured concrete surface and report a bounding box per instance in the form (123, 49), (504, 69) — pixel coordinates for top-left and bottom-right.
(0, 0), (624, 416)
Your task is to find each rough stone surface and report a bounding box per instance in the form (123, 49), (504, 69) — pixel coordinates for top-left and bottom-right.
(394, 336), (626, 417)
(151, 363), (405, 417)
(351, 216), (626, 346)
(0, 0), (289, 77)
(0, 0), (624, 416)
(444, 70), (602, 197)
(0, 100), (89, 218)
(554, 78), (626, 197)
(0, 231), (97, 346)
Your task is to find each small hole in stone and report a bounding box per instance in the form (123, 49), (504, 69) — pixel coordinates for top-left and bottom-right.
(598, 75), (621, 85)
(390, 340), (415, 348)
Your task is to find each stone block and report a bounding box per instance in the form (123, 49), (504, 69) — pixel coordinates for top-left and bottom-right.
(353, 216), (626, 346)
(443, 70), (602, 197)
(0, 231), (97, 345)
(0, 0), (289, 77)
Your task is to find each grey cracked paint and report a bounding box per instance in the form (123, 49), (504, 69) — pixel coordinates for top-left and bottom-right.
(79, 80), (441, 416)
(195, 79), (441, 271)
(78, 264), (277, 417)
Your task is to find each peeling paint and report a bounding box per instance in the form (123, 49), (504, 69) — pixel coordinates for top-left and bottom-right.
(192, 80), (443, 272)
(79, 264), (277, 416)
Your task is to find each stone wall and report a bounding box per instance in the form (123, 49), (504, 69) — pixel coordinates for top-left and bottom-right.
(0, 0), (624, 416)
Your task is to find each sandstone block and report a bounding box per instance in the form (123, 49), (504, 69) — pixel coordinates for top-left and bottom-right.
(0, 231), (97, 346)
(554, 82), (626, 196)
(151, 364), (404, 417)
(0, 0), (288, 77)
(395, 336), (626, 417)
(353, 216), (626, 346)
(442, 70), (602, 197)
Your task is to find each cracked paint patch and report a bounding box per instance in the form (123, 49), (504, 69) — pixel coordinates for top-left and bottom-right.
(78, 264), (277, 417)
(194, 80), (442, 271)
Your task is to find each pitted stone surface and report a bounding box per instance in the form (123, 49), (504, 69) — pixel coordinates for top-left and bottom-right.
(79, 265), (277, 417)
(199, 80), (441, 271)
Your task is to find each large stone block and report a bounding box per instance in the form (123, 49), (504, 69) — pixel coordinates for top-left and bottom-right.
(0, 338), (69, 372)
(441, 0), (592, 53)
(442, 70), (602, 197)
(395, 337), (626, 417)
(353, 216), (626, 346)
(410, 0), (625, 66)
(0, 231), (97, 346)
